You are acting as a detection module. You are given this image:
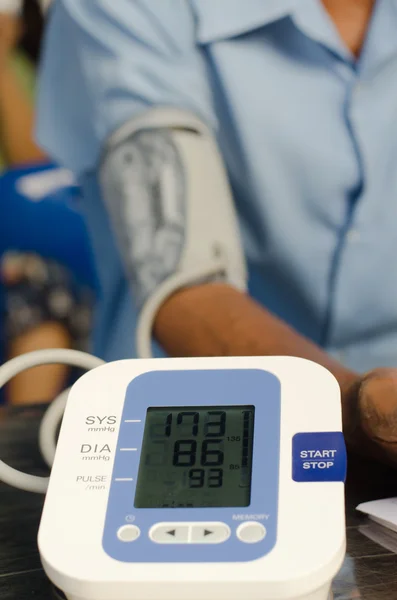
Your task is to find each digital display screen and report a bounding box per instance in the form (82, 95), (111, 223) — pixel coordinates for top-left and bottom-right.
(134, 406), (255, 508)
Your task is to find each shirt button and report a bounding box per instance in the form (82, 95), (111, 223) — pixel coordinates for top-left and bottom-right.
(347, 229), (360, 243)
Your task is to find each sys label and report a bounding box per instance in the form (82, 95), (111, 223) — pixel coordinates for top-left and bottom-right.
(292, 432), (347, 482)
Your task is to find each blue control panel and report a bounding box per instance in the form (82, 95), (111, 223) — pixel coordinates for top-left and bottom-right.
(102, 369), (281, 563)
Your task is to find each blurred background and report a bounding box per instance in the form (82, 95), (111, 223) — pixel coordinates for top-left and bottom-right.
(0, 0), (97, 405)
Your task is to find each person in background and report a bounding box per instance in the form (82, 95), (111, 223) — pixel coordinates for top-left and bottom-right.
(38, 0), (397, 467)
(0, 0), (93, 405)
(0, 0), (45, 166)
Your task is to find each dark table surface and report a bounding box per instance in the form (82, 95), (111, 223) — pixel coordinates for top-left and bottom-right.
(0, 405), (396, 600)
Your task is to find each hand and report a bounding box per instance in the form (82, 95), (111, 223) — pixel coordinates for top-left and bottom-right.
(347, 368), (397, 466)
(0, 14), (22, 61)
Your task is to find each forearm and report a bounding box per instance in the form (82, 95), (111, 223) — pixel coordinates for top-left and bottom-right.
(6, 322), (71, 405)
(0, 60), (46, 166)
(154, 282), (359, 433)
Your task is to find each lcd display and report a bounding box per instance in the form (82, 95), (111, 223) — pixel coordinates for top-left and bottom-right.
(134, 405), (255, 508)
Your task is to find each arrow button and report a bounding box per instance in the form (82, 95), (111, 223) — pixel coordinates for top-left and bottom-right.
(191, 523), (231, 544)
(150, 522), (231, 544)
(149, 523), (189, 544)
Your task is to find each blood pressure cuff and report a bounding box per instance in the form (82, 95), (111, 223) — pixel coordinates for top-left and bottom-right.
(100, 108), (247, 358)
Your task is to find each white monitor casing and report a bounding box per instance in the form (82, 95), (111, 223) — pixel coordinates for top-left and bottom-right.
(38, 356), (345, 600)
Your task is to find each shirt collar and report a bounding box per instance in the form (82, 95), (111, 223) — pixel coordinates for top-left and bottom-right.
(246, 0), (300, 25)
(292, 0), (353, 64)
(194, 0), (300, 44)
(359, 0), (397, 75)
(291, 0), (397, 72)
(195, 0), (397, 74)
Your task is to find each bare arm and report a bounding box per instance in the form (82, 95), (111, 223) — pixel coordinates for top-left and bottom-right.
(0, 14), (46, 166)
(155, 283), (397, 466)
(155, 283), (358, 428)
(0, 60), (46, 165)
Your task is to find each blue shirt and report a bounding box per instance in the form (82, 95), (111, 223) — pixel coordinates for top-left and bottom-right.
(37, 0), (397, 372)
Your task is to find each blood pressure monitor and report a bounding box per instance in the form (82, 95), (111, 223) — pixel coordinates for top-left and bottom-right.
(38, 356), (346, 600)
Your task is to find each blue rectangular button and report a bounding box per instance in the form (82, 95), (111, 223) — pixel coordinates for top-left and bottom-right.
(292, 432), (347, 482)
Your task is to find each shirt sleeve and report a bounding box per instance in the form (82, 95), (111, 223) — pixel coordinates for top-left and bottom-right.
(36, 0), (216, 176)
